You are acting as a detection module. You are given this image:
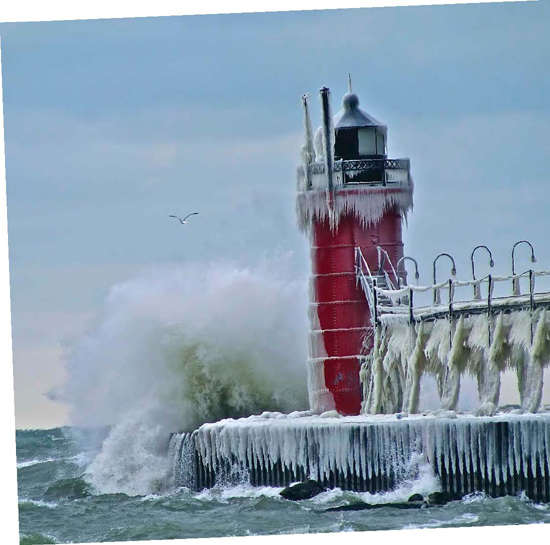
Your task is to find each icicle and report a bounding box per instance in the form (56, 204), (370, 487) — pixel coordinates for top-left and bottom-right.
(360, 355), (373, 414)
(522, 309), (548, 412)
(425, 319), (452, 397)
(475, 313), (507, 416)
(381, 329), (406, 413)
(368, 328), (386, 414)
(381, 323), (414, 413)
(441, 316), (468, 411)
(296, 186), (413, 234)
(404, 321), (428, 414)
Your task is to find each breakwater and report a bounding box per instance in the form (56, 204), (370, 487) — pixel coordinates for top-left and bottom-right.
(170, 412), (550, 502)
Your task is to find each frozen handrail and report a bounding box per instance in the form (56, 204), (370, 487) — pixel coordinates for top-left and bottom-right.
(355, 247), (376, 315)
(376, 270), (550, 295)
(376, 246), (400, 289)
(373, 269), (550, 322)
(355, 246), (550, 323)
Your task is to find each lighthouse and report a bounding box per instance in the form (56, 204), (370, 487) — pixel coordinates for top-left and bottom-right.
(297, 83), (414, 415)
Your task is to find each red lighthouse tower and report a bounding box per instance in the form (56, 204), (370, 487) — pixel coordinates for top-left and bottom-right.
(297, 84), (414, 415)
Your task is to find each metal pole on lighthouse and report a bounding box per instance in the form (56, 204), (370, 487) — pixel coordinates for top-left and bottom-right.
(296, 82), (414, 415)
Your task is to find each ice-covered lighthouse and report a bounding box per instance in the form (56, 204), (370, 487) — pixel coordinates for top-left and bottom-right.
(172, 82), (550, 501)
(297, 83), (413, 415)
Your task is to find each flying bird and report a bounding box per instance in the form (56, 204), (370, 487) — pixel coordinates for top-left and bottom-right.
(169, 213), (199, 224)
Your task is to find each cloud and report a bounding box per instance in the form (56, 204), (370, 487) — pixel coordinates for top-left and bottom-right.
(4, 4), (550, 428)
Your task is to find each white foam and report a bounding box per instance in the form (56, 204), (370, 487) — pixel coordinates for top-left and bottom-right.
(18, 498), (58, 509)
(402, 513), (480, 531)
(63, 260), (310, 496)
(17, 458), (58, 469)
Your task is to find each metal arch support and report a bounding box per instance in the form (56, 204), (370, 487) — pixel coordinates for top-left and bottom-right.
(397, 256), (420, 287)
(433, 253), (457, 305)
(512, 240), (537, 295)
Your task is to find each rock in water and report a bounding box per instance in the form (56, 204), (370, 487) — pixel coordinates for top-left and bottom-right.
(427, 491), (462, 505)
(325, 502), (373, 512)
(326, 501), (424, 512)
(407, 494), (424, 503)
(280, 480), (326, 501)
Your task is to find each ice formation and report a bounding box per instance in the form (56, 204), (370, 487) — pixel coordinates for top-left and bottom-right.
(170, 411), (550, 501)
(296, 186), (413, 234)
(361, 309), (550, 416)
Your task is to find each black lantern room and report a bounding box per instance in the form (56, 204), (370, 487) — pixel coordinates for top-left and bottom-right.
(330, 89), (390, 184)
(334, 92), (387, 160)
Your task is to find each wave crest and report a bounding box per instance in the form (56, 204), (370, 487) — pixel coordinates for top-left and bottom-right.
(63, 259), (309, 495)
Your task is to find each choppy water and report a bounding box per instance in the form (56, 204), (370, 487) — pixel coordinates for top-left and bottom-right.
(17, 427), (550, 544)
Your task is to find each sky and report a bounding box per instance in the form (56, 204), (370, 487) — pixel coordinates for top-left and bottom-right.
(2, 1), (550, 428)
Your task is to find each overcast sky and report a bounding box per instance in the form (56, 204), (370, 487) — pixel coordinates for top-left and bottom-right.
(3, 1), (550, 428)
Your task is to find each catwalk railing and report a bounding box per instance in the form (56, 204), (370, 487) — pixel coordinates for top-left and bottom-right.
(355, 247), (550, 326)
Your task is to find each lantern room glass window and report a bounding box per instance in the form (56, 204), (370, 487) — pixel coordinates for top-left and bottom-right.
(358, 128), (386, 156)
(358, 128), (376, 155)
(376, 130), (386, 156)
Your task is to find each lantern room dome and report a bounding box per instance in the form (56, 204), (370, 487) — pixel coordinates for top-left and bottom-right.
(332, 90), (388, 160)
(334, 92), (385, 130)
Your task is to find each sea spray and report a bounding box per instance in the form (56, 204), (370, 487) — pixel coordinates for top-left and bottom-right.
(62, 260), (310, 495)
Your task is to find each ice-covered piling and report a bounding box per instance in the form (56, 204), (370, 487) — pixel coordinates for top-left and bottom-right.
(170, 413), (550, 502)
(361, 309), (550, 416)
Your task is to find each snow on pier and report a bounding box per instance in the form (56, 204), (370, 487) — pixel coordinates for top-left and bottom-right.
(170, 412), (550, 502)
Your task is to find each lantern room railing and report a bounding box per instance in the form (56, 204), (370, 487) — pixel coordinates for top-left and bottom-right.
(303, 157), (411, 190)
(307, 158), (409, 178)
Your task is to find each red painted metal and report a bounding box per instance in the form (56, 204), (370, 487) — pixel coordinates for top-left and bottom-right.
(310, 208), (404, 415)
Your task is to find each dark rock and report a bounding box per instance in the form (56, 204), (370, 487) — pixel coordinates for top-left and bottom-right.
(427, 491), (463, 505)
(324, 491), (463, 512)
(326, 501), (424, 512)
(326, 502), (373, 512)
(407, 493), (424, 503)
(280, 480), (326, 501)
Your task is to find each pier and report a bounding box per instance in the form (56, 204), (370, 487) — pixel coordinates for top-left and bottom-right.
(170, 413), (550, 502)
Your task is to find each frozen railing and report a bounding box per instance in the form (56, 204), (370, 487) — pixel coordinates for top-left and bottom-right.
(355, 246), (550, 325)
(302, 158), (411, 190)
(373, 269), (550, 325)
(375, 246), (400, 291)
(355, 247), (376, 312)
(307, 158), (410, 176)
(355, 246), (401, 309)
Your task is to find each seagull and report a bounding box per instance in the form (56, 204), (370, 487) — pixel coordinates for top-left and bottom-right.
(169, 212), (199, 224)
